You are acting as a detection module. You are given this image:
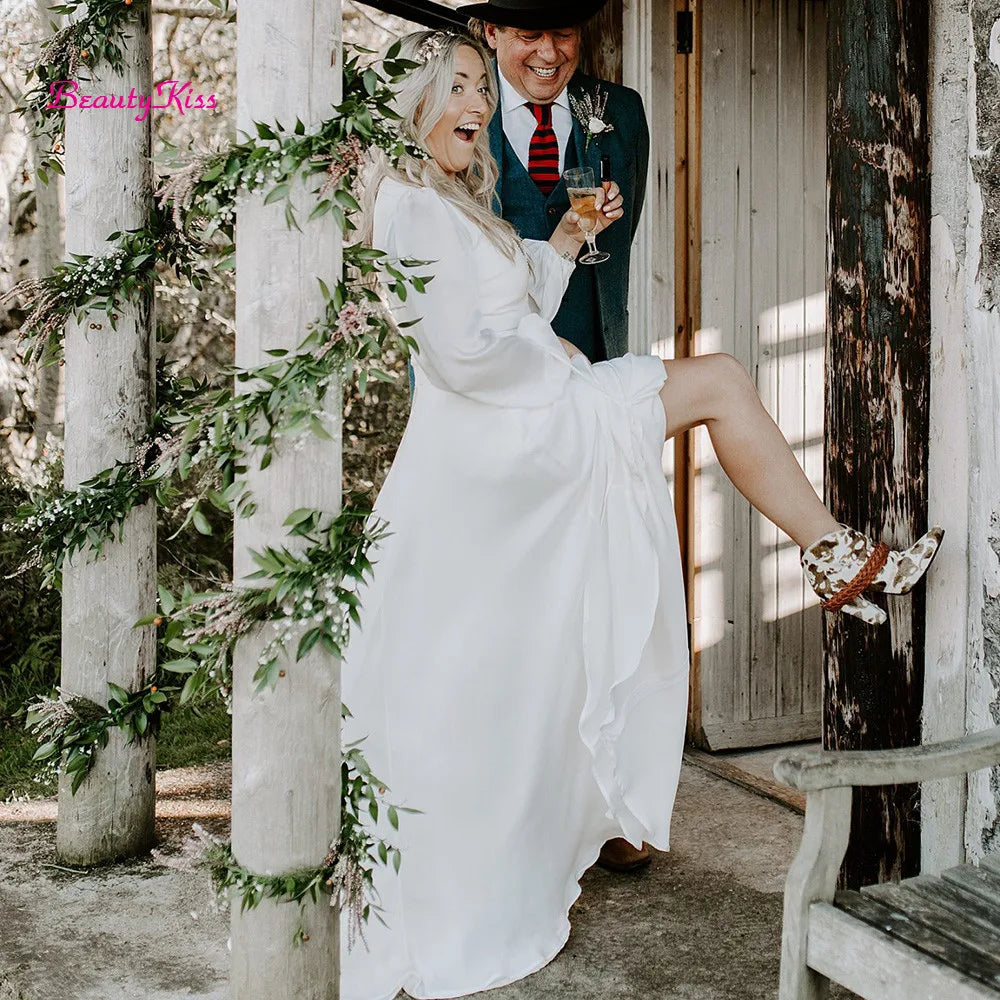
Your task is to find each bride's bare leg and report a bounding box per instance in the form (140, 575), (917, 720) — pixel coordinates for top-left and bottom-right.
(658, 353), (839, 550)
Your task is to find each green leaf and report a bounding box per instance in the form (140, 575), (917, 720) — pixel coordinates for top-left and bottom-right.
(158, 585), (177, 616)
(296, 628), (321, 659)
(179, 673), (201, 704)
(283, 508), (316, 527)
(264, 183), (289, 205)
(33, 741), (59, 762)
(65, 751), (91, 773)
(162, 658), (198, 674)
(308, 200), (332, 222)
(387, 805), (399, 830)
(334, 188), (360, 212)
(71, 767), (89, 795)
(309, 415), (332, 440)
(192, 507), (213, 535)
(107, 682), (130, 705)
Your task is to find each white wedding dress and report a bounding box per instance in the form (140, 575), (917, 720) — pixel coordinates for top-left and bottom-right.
(340, 177), (689, 1000)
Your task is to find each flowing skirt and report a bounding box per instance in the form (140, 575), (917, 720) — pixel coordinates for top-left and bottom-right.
(340, 352), (690, 1000)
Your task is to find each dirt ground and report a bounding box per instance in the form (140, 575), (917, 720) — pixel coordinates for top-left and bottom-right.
(0, 761), (859, 1000)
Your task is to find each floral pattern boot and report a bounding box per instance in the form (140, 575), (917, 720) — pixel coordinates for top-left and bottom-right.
(800, 525), (945, 625)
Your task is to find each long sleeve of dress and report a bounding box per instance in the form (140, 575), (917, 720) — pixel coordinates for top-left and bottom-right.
(376, 182), (575, 408)
(522, 238), (577, 322)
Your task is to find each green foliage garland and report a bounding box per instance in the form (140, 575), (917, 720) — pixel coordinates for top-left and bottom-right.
(146, 500), (388, 701)
(26, 680), (175, 793)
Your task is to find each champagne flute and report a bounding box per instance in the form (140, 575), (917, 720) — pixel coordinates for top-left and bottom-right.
(563, 167), (610, 265)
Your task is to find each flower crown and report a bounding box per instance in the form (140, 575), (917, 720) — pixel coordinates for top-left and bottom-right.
(415, 32), (451, 62)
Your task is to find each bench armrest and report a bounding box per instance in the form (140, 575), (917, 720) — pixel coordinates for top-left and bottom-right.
(773, 726), (1000, 791)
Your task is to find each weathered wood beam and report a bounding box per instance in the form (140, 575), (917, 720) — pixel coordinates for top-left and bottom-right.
(57, 0), (156, 866)
(825, 0), (932, 888)
(230, 2), (342, 996)
(775, 727), (1000, 791)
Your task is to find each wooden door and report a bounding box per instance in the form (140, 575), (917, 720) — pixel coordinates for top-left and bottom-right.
(687, 0), (828, 749)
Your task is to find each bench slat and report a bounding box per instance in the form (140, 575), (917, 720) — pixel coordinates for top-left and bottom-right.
(862, 881), (1000, 964)
(942, 863), (1000, 908)
(902, 874), (1000, 937)
(834, 890), (1000, 992)
(808, 902), (1000, 1000)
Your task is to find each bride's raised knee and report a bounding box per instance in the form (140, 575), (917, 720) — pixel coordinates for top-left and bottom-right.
(703, 353), (755, 402)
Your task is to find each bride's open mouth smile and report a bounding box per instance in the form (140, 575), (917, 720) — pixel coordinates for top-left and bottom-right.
(455, 121), (482, 142)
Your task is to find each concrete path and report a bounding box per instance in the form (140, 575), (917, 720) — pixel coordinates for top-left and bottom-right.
(0, 762), (858, 1000)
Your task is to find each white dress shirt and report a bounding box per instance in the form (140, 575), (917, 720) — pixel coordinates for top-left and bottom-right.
(497, 67), (573, 176)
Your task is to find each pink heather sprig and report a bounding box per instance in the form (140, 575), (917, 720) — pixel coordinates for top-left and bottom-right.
(315, 136), (366, 199)
(313, 299), (372, 359)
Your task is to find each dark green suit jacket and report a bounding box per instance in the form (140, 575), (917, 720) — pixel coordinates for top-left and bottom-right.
(489, 69), (650, 361)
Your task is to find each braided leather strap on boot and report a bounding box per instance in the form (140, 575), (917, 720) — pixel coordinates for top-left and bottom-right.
(821, 542), (890, 613)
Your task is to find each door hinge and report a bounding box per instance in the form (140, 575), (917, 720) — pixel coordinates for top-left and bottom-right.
(677, 10), (693, 55)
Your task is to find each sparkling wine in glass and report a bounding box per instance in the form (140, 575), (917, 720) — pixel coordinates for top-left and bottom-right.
(563, 166), (610, 265)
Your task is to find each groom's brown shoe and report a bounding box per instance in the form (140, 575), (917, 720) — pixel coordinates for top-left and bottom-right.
(597, 837), (651, 872)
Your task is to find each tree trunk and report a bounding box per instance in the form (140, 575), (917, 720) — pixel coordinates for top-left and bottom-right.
(230, 3), (343, 996)
(57, 2), (157, 864)
(31, 0), (65, 454)
(825, 0), (932, 889)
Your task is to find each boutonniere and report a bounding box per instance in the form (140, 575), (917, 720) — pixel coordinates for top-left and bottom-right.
(569, 85), (615, 151)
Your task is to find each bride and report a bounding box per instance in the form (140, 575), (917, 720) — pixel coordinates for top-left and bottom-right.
(340, 29), (943, 1000)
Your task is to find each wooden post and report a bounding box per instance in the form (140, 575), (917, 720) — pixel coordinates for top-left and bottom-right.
(825, 0), (932, 888)
(31, 0), (65, 452)
(57, 1), (156, 865)
(230, 2), (342, 996)
(582, 0), (623, 84)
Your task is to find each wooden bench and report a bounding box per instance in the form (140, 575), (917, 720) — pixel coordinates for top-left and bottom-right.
(773, 726), (1000, 1000)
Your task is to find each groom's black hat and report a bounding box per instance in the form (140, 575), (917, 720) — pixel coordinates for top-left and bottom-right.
(460, 0), (609, 29)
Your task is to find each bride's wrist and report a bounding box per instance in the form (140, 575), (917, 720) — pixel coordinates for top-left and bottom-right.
(549, 232), (584, 262)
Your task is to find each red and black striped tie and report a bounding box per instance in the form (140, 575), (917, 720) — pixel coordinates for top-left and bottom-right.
(527, 102), (559, 195)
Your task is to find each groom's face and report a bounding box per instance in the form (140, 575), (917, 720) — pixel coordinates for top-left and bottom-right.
(484, 24), (581, 105)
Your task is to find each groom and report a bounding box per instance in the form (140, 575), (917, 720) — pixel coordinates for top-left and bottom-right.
(462, 0), (654, 872)
(463, 0), (649, 365)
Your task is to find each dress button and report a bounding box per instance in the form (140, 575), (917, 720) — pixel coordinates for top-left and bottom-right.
(547, 207), (559, 216)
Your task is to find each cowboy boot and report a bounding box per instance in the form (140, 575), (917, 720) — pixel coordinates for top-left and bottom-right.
(597, 838), (651, 873)
(800, 524), (945, 626)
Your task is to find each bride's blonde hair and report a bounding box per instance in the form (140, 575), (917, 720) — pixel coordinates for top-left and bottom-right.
(358, 30), (523, 260)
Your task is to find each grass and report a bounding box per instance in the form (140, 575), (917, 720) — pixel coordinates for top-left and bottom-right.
(1, 697), (232, 802)
(155, 697), (232, 772)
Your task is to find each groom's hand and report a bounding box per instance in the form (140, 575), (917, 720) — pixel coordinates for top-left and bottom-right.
(591, 182), (624, 235)
(555, 183), (625, 242)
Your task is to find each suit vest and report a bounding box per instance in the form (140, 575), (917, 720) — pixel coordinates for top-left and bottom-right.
(497, 134), (605, 362)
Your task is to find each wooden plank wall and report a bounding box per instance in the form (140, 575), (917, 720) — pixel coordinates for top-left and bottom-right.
(691, 0), (826, 750)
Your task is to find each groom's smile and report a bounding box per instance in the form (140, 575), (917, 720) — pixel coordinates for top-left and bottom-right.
(485, 24), (582, 105)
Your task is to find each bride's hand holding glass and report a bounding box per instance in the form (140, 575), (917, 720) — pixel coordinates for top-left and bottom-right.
(550, 176), (624, 265)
